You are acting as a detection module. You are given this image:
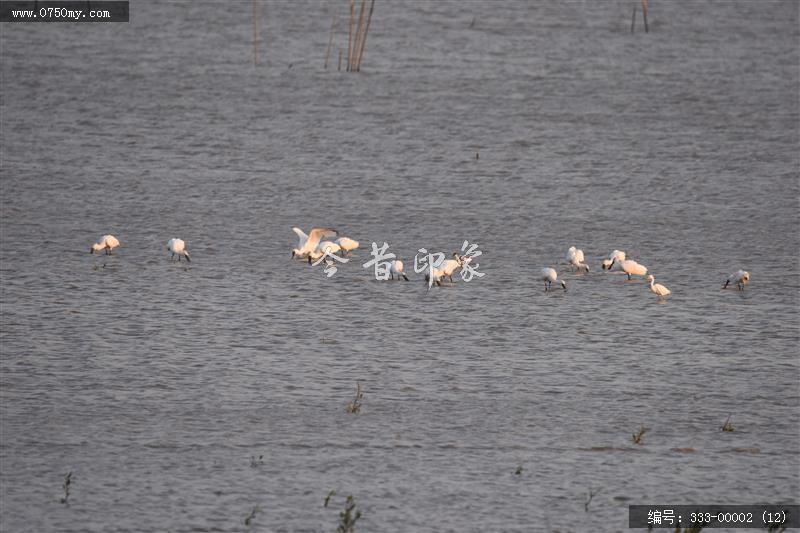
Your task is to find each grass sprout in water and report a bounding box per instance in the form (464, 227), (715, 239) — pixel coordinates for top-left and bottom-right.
(721, 415), (735, 432)
(337, 495), (361, 533)
(346, 382), (363, 414)
(244, 505), (261, 527)
(584, 487), (600, 512)
(324, 489), (337, 508)
(60, 471), (72, 504)
(632, 426), (648, 445)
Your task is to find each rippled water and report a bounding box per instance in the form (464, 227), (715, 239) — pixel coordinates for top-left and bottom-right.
(1, 1), (798, 531)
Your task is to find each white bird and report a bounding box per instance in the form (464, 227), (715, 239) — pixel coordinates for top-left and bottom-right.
(425, 266), (446, 287)
(291, 227), (309, 258)
(647, 274), (670, 300)
(609, 258), (647, 280)
(540, 267), (567, 291)
(602, 250), (626, 270)
(308, 240), (342, 263)
(167, 238), (191, 262)
(90, 234), (120, 255)
(438, 253), (466, 283)
(291, 227), (338, 259)
(723, 270), (750, 291)
(389, 260), (409, 281)
(566, 246), (589, 272)
(336, 237), (359, 255)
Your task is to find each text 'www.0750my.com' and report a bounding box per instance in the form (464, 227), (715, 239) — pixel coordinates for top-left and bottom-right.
(0, 1), (129, 22)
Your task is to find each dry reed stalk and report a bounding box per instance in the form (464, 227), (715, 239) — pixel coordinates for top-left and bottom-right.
(324, 8), (339, 69)
(351, 0), (367, 71)
(338, 48), (343, 71)
(347, 0), (355, 71)
(631, 4), (636, 33)
(641, 0), (649, 33)
(252, 0), (259, 66)
(355, 0), (375, 71)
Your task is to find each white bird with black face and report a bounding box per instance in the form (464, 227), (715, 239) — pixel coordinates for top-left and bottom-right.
(647, 274), (670, 300)
(602, 250), (626, 270)
(90, 234), (120, 255)
(389, 260), (409, 281)
(566, 246), (589, 272)
(336, 237), (359, 255)
(723, 270), (750, 291)
(291, 227), (338, 259)
(609, 257), (647, 280)
(167, 238), (190, 262)
(540, 267), (567, 291)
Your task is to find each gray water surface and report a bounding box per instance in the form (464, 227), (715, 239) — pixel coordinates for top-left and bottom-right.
(1, 1), (799, 532)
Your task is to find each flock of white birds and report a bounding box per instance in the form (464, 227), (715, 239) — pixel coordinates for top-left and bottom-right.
(88, 230), (752, 299)
(90, 234), (190, 262)
(553, 247), (750, 300)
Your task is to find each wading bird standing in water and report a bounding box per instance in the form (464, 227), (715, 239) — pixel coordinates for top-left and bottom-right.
(608, 257), (647, 280)
(167, 238), (190, 262)
(723, 270), (750, 290)
(90, 234), (120, 255)
(566, 246), (589, 272)
(647, 274), (670, 300)
(336, 236), (359, 256)
(601, 249), (626, 270)
(540, 267), (567, 292)
(389, 259), (409, 281)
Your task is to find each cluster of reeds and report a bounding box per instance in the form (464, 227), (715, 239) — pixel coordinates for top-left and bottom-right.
(325, 0), (375, 72)
(250, 455), (264, 467)
(346, 382), (364, 414)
